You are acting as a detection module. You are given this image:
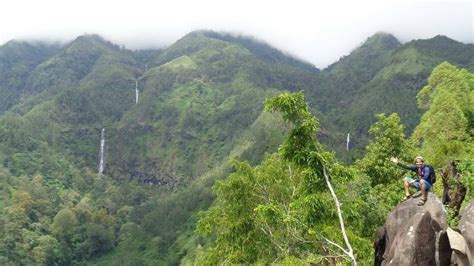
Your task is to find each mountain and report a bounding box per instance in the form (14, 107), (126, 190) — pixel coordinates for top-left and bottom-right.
(310, 33), (474, 161)
(200, 30), (318, 72)
(0, 31), (307, 264)
(0, 40), (60, 113)
(307, 33), (402, 151)
(343, 34), (473, 131)
(0, 30), (472, 264)
(0, 31), (316, 182)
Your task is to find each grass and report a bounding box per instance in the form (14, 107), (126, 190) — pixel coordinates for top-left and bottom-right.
(161, 55), (197, 70)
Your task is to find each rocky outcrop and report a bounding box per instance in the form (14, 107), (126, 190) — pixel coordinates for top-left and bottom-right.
(434, 228), (452, 265)
(458, 199), (474, 263)
(436, 227), (474, 265)
(375, 195), (474, 266)
(374, 192), (447, 265)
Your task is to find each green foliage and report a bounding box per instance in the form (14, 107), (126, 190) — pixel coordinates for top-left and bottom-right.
(161, 55), (197, 70)
(201, 30), (318, 72)
(32, 235), (61, 265)
(197, 93), (376, 264)
(316, 35), (473, 162)
(265, 93), (371, 263)
(355, 113), (414, 185)
(0, 40), (60, 113)
(52, 208), (78, 239)
(413, 62), (473, 167)
(196, 155), (328, 264)
(265, 92), (337, 188)
(459, 158), (474, 200)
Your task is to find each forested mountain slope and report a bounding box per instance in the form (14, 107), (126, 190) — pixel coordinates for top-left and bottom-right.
(314, 33), (473, 160)
(0, 31), (314, 264)
(0, 40), (60, 113)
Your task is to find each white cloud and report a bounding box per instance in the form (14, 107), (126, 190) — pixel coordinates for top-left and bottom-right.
(0, 0), (472, 68)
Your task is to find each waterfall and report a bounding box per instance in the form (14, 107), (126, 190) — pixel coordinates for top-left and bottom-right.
(98, 128), (105, 174)
(135, 80), (139, 104)
(346, 133), (350, 151)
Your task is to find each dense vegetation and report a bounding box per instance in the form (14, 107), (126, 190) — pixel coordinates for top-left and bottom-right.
(195, 63), (473, 264)
(0, 31), (472, 264)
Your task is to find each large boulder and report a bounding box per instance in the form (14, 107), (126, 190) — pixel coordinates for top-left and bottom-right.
(434, 228), (452, 265)
(459, 199), (474, 261)
(374, 192), (447, 265)
(435, 227), (472, 266)
(433, 199), (474, 266)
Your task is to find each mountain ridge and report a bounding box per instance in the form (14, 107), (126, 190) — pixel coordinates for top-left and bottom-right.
(1, 31), (472, 158)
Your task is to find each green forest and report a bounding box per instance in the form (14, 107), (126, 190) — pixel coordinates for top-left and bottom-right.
(0, 31), (473, 265)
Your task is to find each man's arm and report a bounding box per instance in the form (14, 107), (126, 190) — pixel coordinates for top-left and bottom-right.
(397, 162), (416, 171)
(423, 166), (430, 180)
(390, 157), (416, 171)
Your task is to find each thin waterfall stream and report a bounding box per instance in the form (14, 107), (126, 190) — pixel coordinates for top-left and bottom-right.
(346, 133), (350, 151)
(135, 80), (139, 104)
(98, 128), (105, 174)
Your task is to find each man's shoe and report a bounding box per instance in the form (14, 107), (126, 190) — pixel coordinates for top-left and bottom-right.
(417, 198), (427, 206)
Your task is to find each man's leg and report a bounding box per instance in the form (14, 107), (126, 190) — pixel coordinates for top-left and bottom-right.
(404, 176), (416, 198)
(420, 179), (427, 201)
(404, 179), (411, 197)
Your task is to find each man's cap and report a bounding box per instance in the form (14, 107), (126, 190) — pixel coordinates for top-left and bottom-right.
(414, 156), (424, 162)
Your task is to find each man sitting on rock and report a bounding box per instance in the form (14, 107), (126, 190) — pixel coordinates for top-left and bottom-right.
(390, 156), (431, 206)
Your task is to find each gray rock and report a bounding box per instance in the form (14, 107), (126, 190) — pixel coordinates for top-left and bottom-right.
(374, 226), (386, 265)
(435, 228), (472, 266)
(459, 199), (474, 261)
(447, 227), (472, 266)
(375, 192), (447, 266)
(435, 229), (451, 266)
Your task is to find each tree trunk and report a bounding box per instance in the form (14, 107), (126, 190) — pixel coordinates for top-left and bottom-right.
(441, 161), (466, 217)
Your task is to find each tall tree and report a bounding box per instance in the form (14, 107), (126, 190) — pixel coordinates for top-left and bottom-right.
(355, 113), (414, 186)
(265, 92), (357, 265)
(196, 93), (362, 265)
(413, 62), (473, 216)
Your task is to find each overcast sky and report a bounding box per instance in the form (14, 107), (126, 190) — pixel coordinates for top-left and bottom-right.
(0, 0), (472, 68)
